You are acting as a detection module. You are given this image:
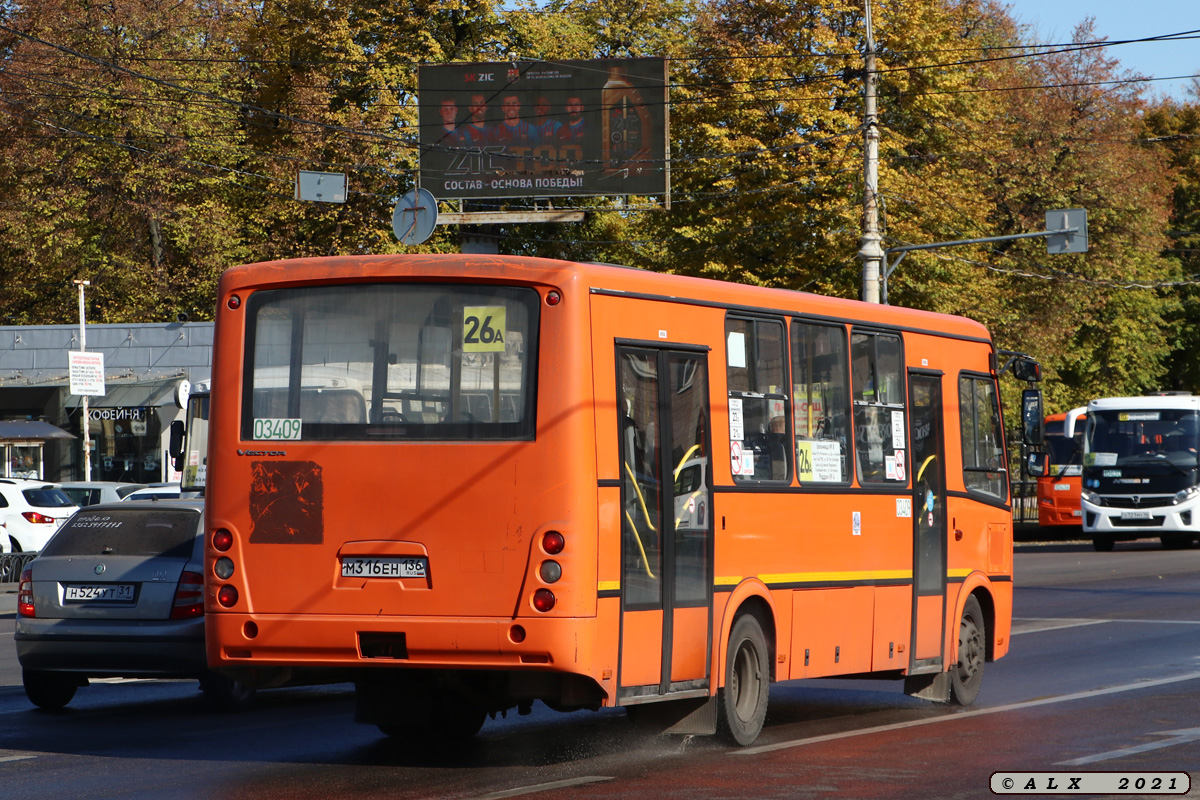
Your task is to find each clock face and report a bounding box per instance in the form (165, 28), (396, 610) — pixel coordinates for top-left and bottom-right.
(392, 188), (439, 245)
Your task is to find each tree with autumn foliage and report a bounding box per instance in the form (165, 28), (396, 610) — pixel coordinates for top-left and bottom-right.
(0, 0), (1194, 413)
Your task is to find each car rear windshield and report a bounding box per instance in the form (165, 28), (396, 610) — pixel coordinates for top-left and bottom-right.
(40, 509), (200, 559)
(24, 487), (75, 508)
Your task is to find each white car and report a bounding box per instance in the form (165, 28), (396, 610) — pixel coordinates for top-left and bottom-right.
(122, 482), (183, 501)
(0, 479), (79, 553)
(59, 481), (149, 507)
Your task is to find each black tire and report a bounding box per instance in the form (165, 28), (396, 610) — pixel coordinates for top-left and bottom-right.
(1161, 535), (1194, 550)
(716, 613), (770, 746)
(200, 672), (256, 711)
(378, 692), (485, 743)
(1093, 535), (1115, 552)
(949, 595), (986, 706)
(23, 670), (79, 711)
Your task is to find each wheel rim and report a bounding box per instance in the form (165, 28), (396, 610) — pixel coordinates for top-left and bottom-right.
(731, 639), (762, 723)
(957, 613), (984, 686)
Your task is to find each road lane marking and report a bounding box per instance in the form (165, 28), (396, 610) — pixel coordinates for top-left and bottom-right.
(733, 670), (1200, 756)
(1012, 618), (1110, 635)
(461, 776), (613, 799)
(1057, 727), (1200, 765)
(0, 755), (37, 763)
(1012, 618), (1200, 635)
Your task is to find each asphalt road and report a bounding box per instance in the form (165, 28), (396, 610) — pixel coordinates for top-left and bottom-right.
(1, 535), (1198, 799)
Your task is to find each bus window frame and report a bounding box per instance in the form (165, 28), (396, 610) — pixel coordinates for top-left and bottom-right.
(957, 369), (1010, 509)
(788, 317), (854, 488)
(238, 283), (541, 442)
(724, 313), (792, 486)
(849, 326), (907, 486)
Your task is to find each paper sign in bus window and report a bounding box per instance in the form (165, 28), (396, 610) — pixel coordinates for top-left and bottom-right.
(463, 306), (507, 352)
(728, 398), (744, 441)
(796, 440), (842, 482)
(727, 331), (746, 368)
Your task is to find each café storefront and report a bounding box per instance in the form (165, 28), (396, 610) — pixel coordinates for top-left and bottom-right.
(0, 322), (212, 483)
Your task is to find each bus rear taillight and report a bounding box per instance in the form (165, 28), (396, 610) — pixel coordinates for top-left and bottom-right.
(212, 529), (233, 551)
(532, 589), (555, 612)
(542, 531), (564, 554)
(539, 561), (562, 583)
(17, 567), (34, 617)
(217, 585), (239, 608)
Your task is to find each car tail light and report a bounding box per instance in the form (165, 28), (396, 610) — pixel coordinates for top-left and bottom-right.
(532, 588), (555, 612)
(171, 570), (205, 619)
(22, 511), (56, 524)
(17, 567), (34, 617)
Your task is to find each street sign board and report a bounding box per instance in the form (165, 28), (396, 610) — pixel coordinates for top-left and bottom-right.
(296, 171), (347, 203)
(392, 188), (439, 245)
(1046, 208), (1088, 254)
(68, 351), (105, 396)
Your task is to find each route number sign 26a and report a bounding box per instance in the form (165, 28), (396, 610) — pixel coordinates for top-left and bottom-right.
(463, 306), (507, 353)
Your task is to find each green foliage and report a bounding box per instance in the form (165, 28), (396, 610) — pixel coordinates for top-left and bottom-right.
(0, 0), (1193, 415)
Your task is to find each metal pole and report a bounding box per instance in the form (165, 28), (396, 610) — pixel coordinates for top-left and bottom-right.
(75, 280), (91, 481)
(858, 0), (883, 304)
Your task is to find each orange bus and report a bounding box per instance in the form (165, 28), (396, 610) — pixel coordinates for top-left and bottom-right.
(1036, 408), (1086, 527)
(202, 255), (1043, 745)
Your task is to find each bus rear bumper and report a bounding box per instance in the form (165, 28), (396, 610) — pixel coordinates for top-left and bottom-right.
(207, 612), (596, 673)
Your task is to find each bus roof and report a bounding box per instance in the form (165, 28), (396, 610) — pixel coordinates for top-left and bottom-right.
(1086, 395), (1200, 412)
(218, 254), (994, 343)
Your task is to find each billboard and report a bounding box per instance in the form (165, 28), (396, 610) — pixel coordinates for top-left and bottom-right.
(418, 58), (668, 200)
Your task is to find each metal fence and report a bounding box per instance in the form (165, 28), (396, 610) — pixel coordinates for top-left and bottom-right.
(1011, 479), (1039, 524)
(0, 552), (36, 584)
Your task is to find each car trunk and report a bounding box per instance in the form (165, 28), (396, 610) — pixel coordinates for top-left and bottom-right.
(29, 506), (202, 621)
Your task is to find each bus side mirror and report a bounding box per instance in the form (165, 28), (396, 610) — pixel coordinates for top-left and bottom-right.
(1026, 451), (1049, 478)
(168, 420), (185, 472)
(1022, 389), (1044, 447)
(1012, 358), (1041, 383)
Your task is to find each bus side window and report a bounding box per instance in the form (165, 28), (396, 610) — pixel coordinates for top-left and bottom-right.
(726, 316), (790, 484)
(791, 320), (851, 484)
(851, 330), (905, 485)
(958, 374), (1007, 499)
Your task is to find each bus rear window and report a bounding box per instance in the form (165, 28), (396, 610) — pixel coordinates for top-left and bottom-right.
(241, 284), (539, 441)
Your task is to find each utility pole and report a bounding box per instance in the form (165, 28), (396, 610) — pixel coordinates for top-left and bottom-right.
(858, 0), (883, 304)
(75, 280), (91, 481)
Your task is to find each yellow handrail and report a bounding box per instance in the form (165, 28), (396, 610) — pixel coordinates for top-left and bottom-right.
(623, 511), (657, 579)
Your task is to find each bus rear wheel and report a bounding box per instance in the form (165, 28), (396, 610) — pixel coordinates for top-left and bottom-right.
(716, 613), (769, 746)
(949, 595), (985, 706)
(376, 691), (485, 743)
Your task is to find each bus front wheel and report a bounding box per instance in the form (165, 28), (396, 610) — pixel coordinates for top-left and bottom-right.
(717, 613), (770, 746)
(949, 595), (985, 706)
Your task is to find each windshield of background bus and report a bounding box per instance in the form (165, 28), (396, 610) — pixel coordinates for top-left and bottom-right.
(1086, 409), (1200, 467)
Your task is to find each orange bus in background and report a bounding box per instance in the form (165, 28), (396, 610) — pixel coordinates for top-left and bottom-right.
(1037, 408), (1086, 527)
(202, 255), (1043, 745)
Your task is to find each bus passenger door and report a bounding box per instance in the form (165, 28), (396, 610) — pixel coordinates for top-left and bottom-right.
(908, 372), (947, 674)
(616, 345), (713, 702)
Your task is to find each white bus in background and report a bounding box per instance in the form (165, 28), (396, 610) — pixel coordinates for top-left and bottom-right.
(1066, 393), (1200, 551)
